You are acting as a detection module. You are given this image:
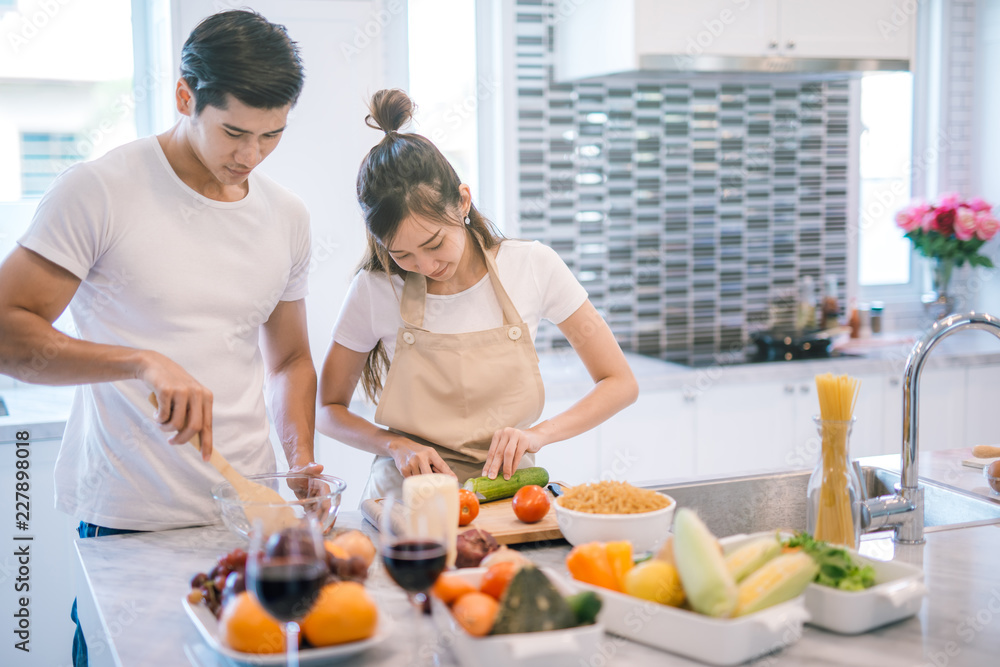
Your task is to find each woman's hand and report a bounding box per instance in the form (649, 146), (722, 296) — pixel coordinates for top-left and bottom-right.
(482, 427), (545, 480)
(388, 437), (456, 478)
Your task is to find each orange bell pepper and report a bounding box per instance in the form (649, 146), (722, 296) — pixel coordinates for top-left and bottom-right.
(565, 542), (620, 591)
(605, 541), (634, 590)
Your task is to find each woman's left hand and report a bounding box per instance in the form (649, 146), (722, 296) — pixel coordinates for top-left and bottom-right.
(482, 427), (545, 480)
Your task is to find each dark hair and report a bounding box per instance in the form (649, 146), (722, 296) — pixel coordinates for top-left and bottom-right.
(180, 10), (304, 115)
(356, 88), (505, 402)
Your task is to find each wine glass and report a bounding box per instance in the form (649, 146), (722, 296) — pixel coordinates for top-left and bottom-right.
(245, 515), (327, 667)
(380, 494), (448, 663)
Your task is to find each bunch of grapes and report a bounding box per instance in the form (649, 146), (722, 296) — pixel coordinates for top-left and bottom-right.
(187, 547), (247, 618)
(188, 543), (370, 618)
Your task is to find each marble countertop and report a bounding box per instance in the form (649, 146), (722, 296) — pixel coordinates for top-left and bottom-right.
(76, 451), (1000, 667)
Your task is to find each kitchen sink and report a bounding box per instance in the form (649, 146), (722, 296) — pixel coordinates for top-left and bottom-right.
(652, 466), (1000, 539)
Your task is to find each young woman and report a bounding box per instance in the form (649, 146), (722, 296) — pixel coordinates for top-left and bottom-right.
(318, 89), (638, 500)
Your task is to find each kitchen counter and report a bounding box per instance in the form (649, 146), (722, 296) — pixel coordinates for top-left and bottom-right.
(539, 329), (1000, 398)
(0, 383), (75, 442)
(75, 450), (1000, 667)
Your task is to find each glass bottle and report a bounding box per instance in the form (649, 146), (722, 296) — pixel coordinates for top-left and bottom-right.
(806, 417), (863, 548)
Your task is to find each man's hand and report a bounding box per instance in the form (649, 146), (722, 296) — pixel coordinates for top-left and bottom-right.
(287, 461), (326, 499)
(143, 352), (214, 461)
(388, 437), (456, 478)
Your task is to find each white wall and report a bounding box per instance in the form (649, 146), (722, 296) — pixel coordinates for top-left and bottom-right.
(972, 0), (1000, 315)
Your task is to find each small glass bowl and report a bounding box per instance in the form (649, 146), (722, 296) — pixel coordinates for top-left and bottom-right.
(984, 464), (1000, 495)
(212, 472), (346, 540)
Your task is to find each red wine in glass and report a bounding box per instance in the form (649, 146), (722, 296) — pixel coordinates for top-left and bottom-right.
(382, 540), (447, 594)
(250, 560), (327, 623)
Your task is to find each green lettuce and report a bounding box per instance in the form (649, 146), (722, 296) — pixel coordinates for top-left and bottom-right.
(782, 532), (876, 591)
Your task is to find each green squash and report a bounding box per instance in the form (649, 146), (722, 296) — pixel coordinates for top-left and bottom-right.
(489, 565), (577, 635)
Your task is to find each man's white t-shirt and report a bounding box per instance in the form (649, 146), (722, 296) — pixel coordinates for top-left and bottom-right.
(332, 239), (589, 360)
(18, 135), (311, 530)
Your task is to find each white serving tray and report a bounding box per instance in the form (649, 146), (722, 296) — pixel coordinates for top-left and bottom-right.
(183, 595), (391, 666)
(431, 567), (605, 667)
(563, 577), (809, 666)
(721, 532), (927, 635)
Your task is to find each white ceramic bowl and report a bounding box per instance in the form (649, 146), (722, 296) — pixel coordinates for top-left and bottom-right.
(431, 567), (604, 667)
(553, 492), (675, 554)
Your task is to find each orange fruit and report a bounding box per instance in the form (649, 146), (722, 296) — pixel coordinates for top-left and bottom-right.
(479, 561), (517, 601)
(432, 573), (477, 605)
(451, 592), (498, 637)
(301, 581), (378, 647)
(218, 592), (285, 654)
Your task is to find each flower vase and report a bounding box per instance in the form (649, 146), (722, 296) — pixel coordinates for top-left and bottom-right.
(922, 257), (958, 320)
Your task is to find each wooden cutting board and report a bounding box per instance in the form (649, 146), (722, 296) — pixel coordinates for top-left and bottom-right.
(360, 492), (563, 545)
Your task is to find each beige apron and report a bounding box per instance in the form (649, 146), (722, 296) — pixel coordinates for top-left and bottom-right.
(362, 242), (545, 500)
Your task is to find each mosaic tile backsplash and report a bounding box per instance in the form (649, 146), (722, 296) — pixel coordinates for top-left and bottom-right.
(515, 2), (852, 367)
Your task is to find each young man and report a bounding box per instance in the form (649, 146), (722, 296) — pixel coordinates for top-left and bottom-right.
(0, 11), (320, 665)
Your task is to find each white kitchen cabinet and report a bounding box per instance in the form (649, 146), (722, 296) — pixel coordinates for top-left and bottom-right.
(599, 388), (696, 485)
(883, 367), (968, 453)
(0, 436), (75, 667)
(845, 372), (893, 458)
(694, 379), (795, 477)
(963, 363), (1000, 447)
(632, 0), (779, 60)
(776, 0), (914, 60)
(555, 0), (912, 81)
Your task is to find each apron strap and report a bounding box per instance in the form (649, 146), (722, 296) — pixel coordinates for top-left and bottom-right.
(399, 236), (522, 328)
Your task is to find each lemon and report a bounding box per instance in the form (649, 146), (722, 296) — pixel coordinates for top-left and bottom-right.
(623, 560), (686, 607)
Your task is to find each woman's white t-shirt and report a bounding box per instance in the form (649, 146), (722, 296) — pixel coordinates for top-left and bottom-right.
(333, 239), (589, 359)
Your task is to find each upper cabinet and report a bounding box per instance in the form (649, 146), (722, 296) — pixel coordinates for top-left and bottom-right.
(554, 0), (915, 81)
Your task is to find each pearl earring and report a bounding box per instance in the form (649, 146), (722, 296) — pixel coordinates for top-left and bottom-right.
(464, 216), (471, 225)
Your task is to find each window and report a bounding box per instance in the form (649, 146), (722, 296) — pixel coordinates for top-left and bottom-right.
(407, 0), (480, 197)
(19, 132), (82, 197)
(0, 0), (136, 387)
(0, 0), (136, 212)
(857, 72), (915, 288)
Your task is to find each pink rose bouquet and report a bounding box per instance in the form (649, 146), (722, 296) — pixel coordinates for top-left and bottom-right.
(895, 194), (998, 269)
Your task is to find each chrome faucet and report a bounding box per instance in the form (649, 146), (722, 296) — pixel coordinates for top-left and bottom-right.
(862, 311), (1000, 544)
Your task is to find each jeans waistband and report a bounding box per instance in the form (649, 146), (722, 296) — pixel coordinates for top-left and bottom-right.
(77, 521), (144, 539)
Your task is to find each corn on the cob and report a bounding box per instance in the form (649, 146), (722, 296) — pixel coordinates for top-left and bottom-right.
(732, 551), (818, 617)
(725, 536), (781, 583)
(673, 509), (737, 617)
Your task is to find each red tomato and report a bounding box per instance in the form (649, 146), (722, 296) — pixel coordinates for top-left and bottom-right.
(458, 489), (480, 526)
(512, 485), (550, 524)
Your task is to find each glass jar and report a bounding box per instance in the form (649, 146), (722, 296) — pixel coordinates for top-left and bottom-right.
(806, 417), (863, 548)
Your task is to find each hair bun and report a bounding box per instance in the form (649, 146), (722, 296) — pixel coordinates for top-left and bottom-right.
(365, 89), (415, 135)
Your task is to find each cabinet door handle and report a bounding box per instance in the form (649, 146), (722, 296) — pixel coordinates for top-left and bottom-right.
(768, 40), (779, 49)
(683, 394), (696, 403)
(889, 377), (900, 387)
(799, 385), (810, 394)
(786, 40), (796, 49)
(784, 385), (795, 394)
